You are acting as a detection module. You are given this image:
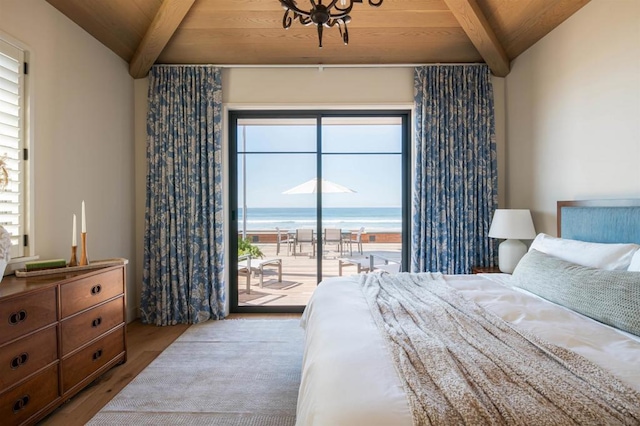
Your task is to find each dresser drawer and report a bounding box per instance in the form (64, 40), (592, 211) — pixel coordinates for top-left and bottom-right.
(0, 288), (57, 346)
(61, 325), (125, 393)
(60, 268), (124, 318)
(0, 363), (59, 426)
(0, 325), (58, 393)
(60, 296), (124, 356)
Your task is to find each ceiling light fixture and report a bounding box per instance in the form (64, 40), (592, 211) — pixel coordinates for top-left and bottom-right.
(280, 0), (383, 48)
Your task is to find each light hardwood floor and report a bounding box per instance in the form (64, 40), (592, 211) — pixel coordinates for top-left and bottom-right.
(40, 314), (300, 425)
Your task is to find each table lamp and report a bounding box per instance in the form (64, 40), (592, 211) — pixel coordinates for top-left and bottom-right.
(488, 209), (536, 273)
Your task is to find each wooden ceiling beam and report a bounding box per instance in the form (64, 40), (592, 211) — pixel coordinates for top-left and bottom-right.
(129, 0), (196, 79)
(443, 0), (510, 77)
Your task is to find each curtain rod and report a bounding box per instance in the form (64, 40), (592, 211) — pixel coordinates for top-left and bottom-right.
(155, 63), (485, 69)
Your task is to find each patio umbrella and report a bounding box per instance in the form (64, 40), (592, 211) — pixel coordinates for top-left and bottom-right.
(282, 178), (356, 194)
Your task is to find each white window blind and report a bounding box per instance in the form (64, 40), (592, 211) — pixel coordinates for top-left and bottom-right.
(0, 39), (25, 258)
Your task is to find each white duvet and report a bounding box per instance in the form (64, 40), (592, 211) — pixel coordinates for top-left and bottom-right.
(296, 274), (640, 426)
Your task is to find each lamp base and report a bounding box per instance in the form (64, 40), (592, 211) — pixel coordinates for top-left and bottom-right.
(498, 239), (527, 273)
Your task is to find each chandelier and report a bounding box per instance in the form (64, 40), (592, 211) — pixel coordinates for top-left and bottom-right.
(280, 0), (383, 48)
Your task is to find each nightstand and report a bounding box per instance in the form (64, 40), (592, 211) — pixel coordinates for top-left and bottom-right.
(471, 266), (502, 274)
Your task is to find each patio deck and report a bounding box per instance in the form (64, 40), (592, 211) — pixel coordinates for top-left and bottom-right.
(238, 240), (402, 307)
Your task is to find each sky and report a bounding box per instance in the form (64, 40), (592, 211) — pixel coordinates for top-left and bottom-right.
(237, 122), (403, 209)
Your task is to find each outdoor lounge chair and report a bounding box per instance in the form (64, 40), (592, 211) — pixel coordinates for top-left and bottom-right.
(238, 255), (283, 293)
(338, 253), (401, 276)
(238, 254), (252, 293)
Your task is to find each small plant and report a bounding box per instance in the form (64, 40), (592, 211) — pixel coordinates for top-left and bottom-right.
(238, 238), (264, 259)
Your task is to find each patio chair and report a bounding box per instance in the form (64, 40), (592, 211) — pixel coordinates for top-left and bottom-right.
(343, 227), (365, 256)
(323, 228), (343, 256)
(276, 227), (293, 255)
(294, 228), (315, 257)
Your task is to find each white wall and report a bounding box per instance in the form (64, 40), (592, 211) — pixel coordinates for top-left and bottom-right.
(505, 0), (640, 234)
(0, 0), (137, 320)
(134, 78), (147, 320)
(223, 67), (413, 105)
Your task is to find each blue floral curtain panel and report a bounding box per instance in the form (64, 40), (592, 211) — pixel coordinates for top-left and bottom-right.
(412, 65), (497, 274)
(141, 66), (225, 325)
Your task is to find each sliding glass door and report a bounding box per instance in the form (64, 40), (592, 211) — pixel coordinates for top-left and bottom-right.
(320, 116), (405, 281)
(229, 111), (410, 313)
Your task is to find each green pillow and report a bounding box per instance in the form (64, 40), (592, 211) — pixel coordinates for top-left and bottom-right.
(512, 250), (640, 337)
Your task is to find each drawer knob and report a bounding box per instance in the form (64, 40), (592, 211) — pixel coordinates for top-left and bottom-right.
(91, 316), (103, 328)
(10, 352), (29, 369)
(12, 395), (30, 413)
(92, 349), (103, 361)
(8, 310), (27, 325)
(90, 284), (102, 295)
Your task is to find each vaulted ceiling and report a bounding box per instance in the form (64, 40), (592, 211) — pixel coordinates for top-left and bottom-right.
(45, 0), (589, 79)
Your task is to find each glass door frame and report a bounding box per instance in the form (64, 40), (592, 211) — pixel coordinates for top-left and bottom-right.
(228, 109), (411, 313)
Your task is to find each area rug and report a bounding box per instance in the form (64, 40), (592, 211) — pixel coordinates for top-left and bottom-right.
(88, 319), (303, 425)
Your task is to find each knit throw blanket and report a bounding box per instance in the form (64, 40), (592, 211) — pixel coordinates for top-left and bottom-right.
(359, 272), (640, 425)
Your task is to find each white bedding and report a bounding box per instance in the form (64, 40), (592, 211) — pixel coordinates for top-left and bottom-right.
(296, 273), (640, 426)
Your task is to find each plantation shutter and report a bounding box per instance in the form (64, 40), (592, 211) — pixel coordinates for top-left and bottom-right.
(0, 39), (25, 258)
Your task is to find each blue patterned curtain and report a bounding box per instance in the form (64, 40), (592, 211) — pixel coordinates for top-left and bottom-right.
(412, 65), (497, 274)
(141, 66), (225, 325)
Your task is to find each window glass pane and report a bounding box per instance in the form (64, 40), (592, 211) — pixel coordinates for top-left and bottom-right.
(238, 118), (316, 152)
(237, 149), (318, 308)
(322, 117), (402, 153)
(239, 153), (317, 212)
(322, 154), (402, 209)
(321, 153), (403, 280)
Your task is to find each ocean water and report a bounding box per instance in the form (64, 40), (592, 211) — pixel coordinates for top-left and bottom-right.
(238, 207), (401, 232)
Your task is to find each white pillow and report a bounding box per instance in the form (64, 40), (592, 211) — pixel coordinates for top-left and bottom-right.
(628, 250), (640, 272)
(529, 233), (640, 271)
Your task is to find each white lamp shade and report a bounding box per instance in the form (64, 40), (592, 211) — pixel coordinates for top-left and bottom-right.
(488, 209), (536, 240)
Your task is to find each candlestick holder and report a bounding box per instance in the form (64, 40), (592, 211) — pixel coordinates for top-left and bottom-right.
(80, 232), (89, 266)
(69, 245), (78, 267)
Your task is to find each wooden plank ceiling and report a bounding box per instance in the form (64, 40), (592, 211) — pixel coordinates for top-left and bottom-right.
(45, 0), (589, 79)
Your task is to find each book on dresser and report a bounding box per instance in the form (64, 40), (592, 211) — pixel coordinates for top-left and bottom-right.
(0, 262), (128, 426)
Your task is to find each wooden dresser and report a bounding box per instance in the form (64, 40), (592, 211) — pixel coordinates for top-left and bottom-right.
(0, 264), (127, 425)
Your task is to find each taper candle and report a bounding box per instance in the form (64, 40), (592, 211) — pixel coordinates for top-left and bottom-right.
(72, 214), (77, 246)
(81, 200), (86, 233)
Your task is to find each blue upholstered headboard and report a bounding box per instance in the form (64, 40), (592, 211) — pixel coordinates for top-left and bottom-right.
(557, 200), (640, 245)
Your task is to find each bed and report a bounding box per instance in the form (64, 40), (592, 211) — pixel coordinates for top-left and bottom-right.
(296, 200), (640, 425)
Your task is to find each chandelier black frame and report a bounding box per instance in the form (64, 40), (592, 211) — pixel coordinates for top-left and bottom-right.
(279, 0), (383, 48)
